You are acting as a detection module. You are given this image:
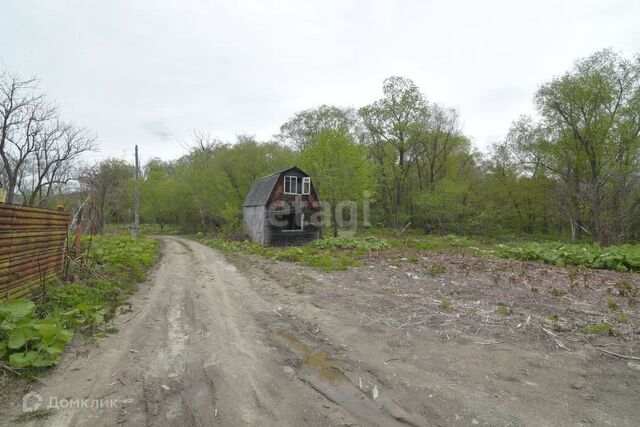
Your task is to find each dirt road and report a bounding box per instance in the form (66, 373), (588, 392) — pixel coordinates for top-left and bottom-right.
(3, 236), (639, 426)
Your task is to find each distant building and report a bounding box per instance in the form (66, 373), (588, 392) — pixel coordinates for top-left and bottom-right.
(243, 166), (321, 246)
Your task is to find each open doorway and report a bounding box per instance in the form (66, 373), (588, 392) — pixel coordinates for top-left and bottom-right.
(282, 212), (304, 231)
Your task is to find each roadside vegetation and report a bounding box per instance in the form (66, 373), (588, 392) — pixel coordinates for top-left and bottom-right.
(0, 235), (158, 374)
(199, 230), (640, 275)
(198, 235), (388, 271)
(486, 243), (640, 272)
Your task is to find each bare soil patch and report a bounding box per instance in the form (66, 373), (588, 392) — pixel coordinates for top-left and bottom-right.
(2, 238), (639, 426)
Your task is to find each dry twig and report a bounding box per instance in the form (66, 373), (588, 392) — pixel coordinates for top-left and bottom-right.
(594, 348), (640, 361)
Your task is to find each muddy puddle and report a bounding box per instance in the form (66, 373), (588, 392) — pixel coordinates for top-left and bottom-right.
(277, 329), (344, 382)
(277, 329), (413, 426)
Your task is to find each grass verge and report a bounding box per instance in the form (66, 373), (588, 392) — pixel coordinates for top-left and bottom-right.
(197, 228), (640, 275)
(0, 234), (159, 376)
(196, 235), (389, 271)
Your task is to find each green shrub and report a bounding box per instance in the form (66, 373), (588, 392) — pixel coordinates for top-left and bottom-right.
(0, 234), (159, 371)
(581, 322), (614, 335)
(490, 242), (640, 272)
(0, 300), (73, 368)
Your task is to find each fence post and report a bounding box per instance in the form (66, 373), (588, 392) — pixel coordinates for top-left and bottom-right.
(75, 207), (83, 261)
(132, 144), (140, 237)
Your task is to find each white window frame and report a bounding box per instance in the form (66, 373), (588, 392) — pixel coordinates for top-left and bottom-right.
(284, 175), (299, 195)
(302, 177), (311, 195)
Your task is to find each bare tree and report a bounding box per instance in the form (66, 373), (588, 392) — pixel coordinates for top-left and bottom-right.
(0, 71), (42, 203)
(79, 159), (133, 233)
(19, 123), (96, 206)
(0, 70), (95, 205)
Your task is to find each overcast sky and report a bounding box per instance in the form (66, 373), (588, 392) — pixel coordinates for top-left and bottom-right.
(1, 0), (639, 164)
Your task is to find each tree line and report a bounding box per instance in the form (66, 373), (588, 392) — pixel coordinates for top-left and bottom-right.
(3, 49), (639, 246)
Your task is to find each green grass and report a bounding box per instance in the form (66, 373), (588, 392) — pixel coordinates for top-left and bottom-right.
(86, 234), (159, 281)
(0, 234), (159, 372)
(581, 322), (615, 335)
(395, 232), (640, 274)
(358, 228), (640, 273)
(197, 235), (386, 271)
(104, 223), (182, 236)
(199, 226), (640, 274)
(439, 299), (453, 309)
(355, 230), (485, 252)
(426, 265), (445, 276)
(496, 305), (510, 316)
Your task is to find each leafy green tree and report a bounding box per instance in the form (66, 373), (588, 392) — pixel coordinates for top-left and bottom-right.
(300, 128), (373, 237)
(509, 49), (640, 244)
(478, 143), (555, 236)
(279, 105), (358, 151)
(156, 134), (298, 233)
(359, 76), (427, 229)
(140, 158), (185, 228)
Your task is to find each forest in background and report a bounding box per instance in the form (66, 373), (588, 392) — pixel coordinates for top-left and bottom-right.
(2, 49), (640, 246)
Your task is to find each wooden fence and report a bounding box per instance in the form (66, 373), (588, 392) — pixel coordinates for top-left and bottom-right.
(0, 203), (69, 301)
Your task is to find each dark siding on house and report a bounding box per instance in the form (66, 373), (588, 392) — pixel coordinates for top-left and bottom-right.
(265, 223), (321, 246)
(243, 166), (322, 246)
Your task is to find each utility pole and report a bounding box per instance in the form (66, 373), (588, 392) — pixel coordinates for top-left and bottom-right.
(132, 145), (140, 237)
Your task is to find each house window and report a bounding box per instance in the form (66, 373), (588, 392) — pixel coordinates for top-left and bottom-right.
(302, 177), (311, 195)
(284, 176), (299, 194)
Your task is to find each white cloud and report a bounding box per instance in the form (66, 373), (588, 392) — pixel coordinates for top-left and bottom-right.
(1, 0), (638, 161)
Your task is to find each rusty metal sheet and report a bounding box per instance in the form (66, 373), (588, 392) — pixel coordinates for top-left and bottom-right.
(0, 203), (69, 301)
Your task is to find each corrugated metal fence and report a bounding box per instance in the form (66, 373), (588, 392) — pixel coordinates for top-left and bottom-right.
(0, 204), (69, 301)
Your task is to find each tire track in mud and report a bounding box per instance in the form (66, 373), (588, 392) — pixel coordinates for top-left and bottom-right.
(3, 237), (428, 427)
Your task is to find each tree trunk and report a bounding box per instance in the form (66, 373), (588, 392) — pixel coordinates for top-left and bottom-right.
(331, 204), (338, 237)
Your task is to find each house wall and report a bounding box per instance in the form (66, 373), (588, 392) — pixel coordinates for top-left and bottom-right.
(265, 222), (321, 246)
(262, 170), (322, 246)
(243, 205), (266, 245)
(267, 170), (320, 208)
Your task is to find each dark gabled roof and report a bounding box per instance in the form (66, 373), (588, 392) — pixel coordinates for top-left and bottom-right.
(243, 166), (308, 207)
(243, 173), (279, 207)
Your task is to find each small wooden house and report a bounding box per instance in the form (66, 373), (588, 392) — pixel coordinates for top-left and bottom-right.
(243, 166), (321, 246)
